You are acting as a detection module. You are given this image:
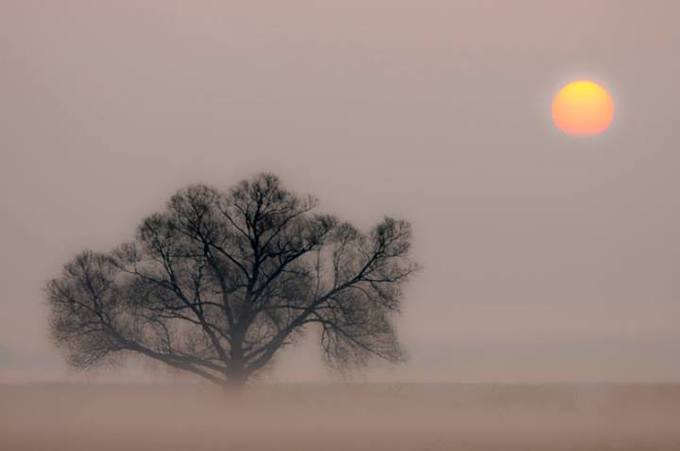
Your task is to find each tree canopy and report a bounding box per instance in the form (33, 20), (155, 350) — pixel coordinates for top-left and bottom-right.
(47, 173), (418, 387)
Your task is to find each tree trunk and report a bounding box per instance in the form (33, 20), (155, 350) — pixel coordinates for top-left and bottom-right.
(221, 367), (248, 393)
(224, 331), (248, 390)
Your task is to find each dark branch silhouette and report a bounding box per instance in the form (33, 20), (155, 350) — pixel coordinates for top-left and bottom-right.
(47, 173), (419, 387)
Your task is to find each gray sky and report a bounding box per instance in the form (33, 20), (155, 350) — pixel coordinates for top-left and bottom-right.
(2, 0), (680, 383)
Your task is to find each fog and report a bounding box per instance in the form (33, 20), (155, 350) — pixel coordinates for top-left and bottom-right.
(2, 1), (680, 449)
(2, 0), (680, 385)
(2, 384), (680, 450)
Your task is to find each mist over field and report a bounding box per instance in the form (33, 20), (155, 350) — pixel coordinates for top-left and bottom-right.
(2, 383), (680, 451)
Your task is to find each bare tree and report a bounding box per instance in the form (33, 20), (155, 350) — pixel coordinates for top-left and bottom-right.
(47, 173), (419, 388)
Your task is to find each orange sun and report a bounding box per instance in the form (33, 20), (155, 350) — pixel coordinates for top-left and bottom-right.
(551, 80), (614, 136)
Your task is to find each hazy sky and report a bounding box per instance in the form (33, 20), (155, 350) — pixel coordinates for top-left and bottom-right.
(2, 0), (680, 383)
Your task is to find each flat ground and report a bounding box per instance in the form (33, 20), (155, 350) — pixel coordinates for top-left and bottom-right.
(1, 383), (679, 450)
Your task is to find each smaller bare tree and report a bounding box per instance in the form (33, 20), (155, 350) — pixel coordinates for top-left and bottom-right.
(47, 173), (418, 388)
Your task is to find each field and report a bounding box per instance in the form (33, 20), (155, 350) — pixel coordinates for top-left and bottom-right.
(1, 383), (679, 450)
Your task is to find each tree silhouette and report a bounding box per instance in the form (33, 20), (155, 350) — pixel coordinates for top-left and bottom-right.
(47, 173), (418, 387)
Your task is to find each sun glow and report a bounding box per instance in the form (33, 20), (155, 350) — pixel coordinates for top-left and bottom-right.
(551, 80), (614, 136)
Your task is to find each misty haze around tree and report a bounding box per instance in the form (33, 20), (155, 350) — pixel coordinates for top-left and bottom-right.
(46, 173), (419, 388)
